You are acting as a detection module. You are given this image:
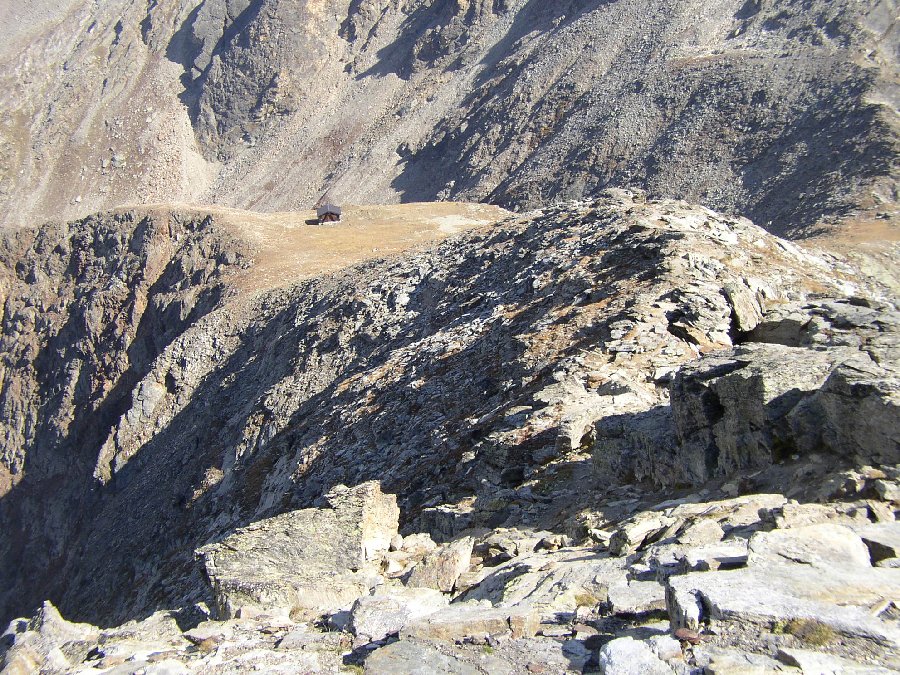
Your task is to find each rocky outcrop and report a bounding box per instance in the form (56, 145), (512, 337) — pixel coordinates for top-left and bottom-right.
(197, 481), (399, 619)
(0, 191), (896, 673)
(1, 191), (855, 627)
(594, 297), (900, 487)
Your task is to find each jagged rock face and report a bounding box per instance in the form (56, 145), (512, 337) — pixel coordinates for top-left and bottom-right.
(594, 297), (900, 487)
(0, 191), (856, 627)
(1, 0), (897, 234)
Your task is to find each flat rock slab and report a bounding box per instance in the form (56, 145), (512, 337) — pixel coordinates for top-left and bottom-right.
(667, 563), (900, 649)
(606, 580), (667, 616)
(400, 603), (540, 641)
(747, 523), (872, 569)
(777, 646), (898, 674)
(364, 639), (481, 675)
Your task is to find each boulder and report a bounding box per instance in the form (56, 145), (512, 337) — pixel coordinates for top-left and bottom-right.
(349, 587), (449, 643)
(597, 636), (673, 675)
(670, 343), (839, 484)
(196, 481), (399, 619)
(407, 537), (474, 593)
(789, 354), (900, 466)
(747, 523), (873, 569)
(660, 334), (899, 485)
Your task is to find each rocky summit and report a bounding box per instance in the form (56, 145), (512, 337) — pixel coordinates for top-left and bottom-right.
(1, 1), (899, 675)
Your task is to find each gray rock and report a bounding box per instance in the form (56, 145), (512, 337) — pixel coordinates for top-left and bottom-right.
(670, 343), (840, 484)
(607, 580), (667, 616)
(364, 639), (480, 675)
(609, 513), (678, 556)
(197, 481), (399, 619)
(407, 537), (474, 593)
(747, 523), (873, 569)
(776, 646), (897, 674)
(597, 637), (674, 675)
(400, 603), (540, 641)
(666, 564), (900, 650)
(851, 522), (900, 565)
(350, 586), (449, 643)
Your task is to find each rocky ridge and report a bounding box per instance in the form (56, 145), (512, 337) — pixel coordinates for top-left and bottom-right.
(0, 190), (898, 673)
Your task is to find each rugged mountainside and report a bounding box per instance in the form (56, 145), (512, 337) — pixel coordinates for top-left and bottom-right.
(1, 0), (898, 235)
(0, 191), (898, 673)
(1, 1), (900, 673)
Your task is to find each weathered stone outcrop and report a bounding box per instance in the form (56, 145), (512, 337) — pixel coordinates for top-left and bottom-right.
(0, 192), (896, 673)
(197, 481), (399, 619)
(595, 298), (900, 487)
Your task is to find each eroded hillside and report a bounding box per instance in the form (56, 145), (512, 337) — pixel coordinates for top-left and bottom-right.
(0, 190), (889, 627)
(1, 0), (897, 235)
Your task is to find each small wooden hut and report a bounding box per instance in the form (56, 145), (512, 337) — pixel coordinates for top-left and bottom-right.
(316, 203), (342, 223)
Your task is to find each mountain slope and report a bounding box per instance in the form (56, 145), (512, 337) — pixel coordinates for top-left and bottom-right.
(0, 191), (885, 627)
(1, 0), (897, 235)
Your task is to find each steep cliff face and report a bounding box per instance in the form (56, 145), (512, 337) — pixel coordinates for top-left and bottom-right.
(0, 208), (251, 625)
(1, 0), (897, 235)
(0, 191), (885, 627)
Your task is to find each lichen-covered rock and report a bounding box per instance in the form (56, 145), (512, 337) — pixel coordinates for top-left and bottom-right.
(349, 587), (448, 643)
(197, 481), (399, 619)
(406, 537), (474, 593)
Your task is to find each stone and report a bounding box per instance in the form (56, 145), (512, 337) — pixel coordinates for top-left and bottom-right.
(402, 533), (439, 556)
(666, 564), (900, 651)
(670, 343), (839, 484)
(876, 480), (900, 503)
(400, 603), (540, 641)
(647, 635), (682, 661)
(852, 522), (900, 564)
(197, 481), (399, 619)
(350, 586), (449, 643)
(597, 637), (673, 675)
(407, 537), (474, 593)
(747, 523), (873, 569)
(606, 580), (667, 616)
(773, 502), (870, 529)
(776, 646), (897, 674)
(609, 513), (678, 556)
(789, 355), (900, 467)
(701, 647), (789, 675)
(363, 639), (480, 674)
(675, 519), (724, 546)
(676, 540), (749, 573)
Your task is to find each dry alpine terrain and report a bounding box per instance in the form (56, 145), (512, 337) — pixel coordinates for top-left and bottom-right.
(0, 1), (900, 675)
(1, 0), (898, 236)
